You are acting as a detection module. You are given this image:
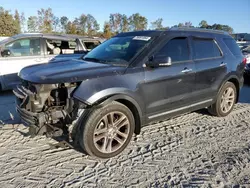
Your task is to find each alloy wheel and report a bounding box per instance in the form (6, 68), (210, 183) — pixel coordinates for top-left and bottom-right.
(220, 87), (235, 113)
(93, 111), (130, 154)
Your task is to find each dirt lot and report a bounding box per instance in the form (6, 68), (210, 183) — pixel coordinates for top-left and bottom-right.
(1, 84), (250, 187)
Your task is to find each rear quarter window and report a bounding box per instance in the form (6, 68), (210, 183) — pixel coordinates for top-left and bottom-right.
(223, 38), (242, 56)
(193, 38), (222, 59)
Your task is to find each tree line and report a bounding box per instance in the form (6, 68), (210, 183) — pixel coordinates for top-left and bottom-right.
(0, 7), (234, 38)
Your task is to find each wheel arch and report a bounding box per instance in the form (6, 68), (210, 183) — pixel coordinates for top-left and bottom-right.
(227, 77), (240, 103)
(94, 94), (143, 135)
(218, 74), (241, 103)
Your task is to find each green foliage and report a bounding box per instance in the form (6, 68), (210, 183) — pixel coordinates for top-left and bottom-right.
(37, 8), (54, 33)
(52, 16), (60, 32)
(0, 6), (236, 38)
(177, 22), (193, 28)
(27, 16), (38, 32)
(199, 20), (208, 28)
(129, 13), (148, 31)
(121, 14), (129, 32)
(66, 21), (77, 34)
(86, 14), (100, 36)
(60, 16), (69, 32)
(20, 12), (26, 32)
(103, 21), (112, 39)
(198, 20), (234, 33)
(14, 10), (21, 33)
(0, 7), (19, 36)
(151, 18), (164, 30)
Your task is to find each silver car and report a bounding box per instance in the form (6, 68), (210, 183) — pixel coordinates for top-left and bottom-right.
(0, 33), (103, 90)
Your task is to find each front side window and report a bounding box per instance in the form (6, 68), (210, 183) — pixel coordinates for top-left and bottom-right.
(154, 37), (190, 62)
(193, 38), (222, 59)
(83, 36), (152, 65)
(4, 38), (41, 57)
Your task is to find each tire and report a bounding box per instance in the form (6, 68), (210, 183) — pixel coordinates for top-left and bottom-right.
(208, 82), (237, 117)
(78, 101), (135, 158)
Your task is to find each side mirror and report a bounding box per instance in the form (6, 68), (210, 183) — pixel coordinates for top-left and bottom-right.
(146, 56), (172, 68)
(1, 49), (11, 57)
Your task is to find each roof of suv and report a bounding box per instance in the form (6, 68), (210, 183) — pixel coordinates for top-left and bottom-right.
(11, 33), (103, 41)
(116, 28), (229, 38)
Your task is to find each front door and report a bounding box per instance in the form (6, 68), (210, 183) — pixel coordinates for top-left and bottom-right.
(143, 36), (196, 121)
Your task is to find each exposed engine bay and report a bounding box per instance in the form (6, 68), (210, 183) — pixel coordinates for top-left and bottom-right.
(13, 81), (85, 138)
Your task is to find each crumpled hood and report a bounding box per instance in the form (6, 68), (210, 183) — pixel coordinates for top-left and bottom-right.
(19, 59), (126, 84)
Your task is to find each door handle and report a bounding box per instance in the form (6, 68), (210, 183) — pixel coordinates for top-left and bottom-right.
(181, 68), (192, 73)
(220, 62), (227, 66)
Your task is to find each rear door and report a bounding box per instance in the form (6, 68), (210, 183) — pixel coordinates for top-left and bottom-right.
(0, 37), (43, 89)
(191, 37), (226, 103)
(143, 35), (196, 121)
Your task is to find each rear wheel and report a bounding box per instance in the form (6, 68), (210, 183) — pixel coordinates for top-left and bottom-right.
(208, 82), (236, 117)
(78, 101), (135, 158)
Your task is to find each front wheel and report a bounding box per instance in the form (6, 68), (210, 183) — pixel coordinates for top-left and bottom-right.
(208, 82), (237, 117)
(78, 101), (135, 158)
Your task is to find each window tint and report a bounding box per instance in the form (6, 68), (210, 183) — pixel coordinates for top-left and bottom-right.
(193, 38), (221, 59)
(46, 39), (77, 55)
(4, 38), (41, 57)
(155, 37), (190, 62)
(223, 38), (242, 56)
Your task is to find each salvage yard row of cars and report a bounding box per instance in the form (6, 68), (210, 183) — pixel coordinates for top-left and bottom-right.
(237, 41), (250, 75)
(0, 33), (104, 90)
(12, 28), (246, 158)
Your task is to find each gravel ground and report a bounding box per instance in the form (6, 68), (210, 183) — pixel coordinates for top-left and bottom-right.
(0, 85), (250, 188)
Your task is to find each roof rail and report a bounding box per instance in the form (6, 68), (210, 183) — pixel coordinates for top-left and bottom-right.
(169, 27), (229, 35)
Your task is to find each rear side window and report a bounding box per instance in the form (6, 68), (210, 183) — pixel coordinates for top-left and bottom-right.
(155, 37), (190, 62)
(223, 38), (242, 56)
(193, 38), (222, 59)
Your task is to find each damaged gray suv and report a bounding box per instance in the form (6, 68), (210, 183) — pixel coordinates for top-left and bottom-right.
(14, 28), (245, 158)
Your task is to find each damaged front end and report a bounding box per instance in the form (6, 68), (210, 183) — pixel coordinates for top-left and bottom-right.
(13, 81), (86, 137)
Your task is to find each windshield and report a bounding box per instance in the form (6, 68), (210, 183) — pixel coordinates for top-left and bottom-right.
(83, 36), (152, 65)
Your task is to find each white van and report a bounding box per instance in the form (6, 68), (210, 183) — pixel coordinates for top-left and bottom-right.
(0, 33), (103, 90)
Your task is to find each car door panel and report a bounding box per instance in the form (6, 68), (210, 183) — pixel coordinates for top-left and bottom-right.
(143, 61), (195, 118)
(142, 36), (196, 121)
(191, 37), (227, 103)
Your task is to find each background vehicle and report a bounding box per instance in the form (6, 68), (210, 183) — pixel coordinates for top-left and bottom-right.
(0, 33), (103, 90)
(15, 28), (245, 158)
(237, 41), (250, 75)
(0, 37), (9, 41)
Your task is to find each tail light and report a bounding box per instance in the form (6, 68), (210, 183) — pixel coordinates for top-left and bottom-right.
(243, 58), (247, 66)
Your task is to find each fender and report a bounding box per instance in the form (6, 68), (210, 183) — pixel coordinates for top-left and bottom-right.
(73, 72), (145, 117)
(99, 93), (143, 117)
(74, 87), (144, 116)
